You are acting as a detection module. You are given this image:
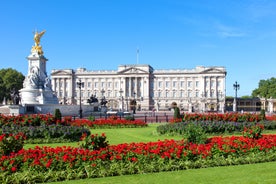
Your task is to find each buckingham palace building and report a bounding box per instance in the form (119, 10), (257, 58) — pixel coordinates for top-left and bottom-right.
(51, 64), (227, 112)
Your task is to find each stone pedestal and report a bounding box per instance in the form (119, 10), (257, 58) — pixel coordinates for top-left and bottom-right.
(9, 105), (24, 115)
(20, 50), (58, 105)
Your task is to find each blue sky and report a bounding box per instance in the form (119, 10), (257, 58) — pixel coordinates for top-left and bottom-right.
(1, 0), (276, 97)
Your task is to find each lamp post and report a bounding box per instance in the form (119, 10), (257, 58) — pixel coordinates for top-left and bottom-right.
(119, 88), (124, 111)
(201, 92), (206, 112)
(100, 88), (107, 112)
(218, 91), (225, 113)
(133, 92), (136, 114)
(233, 81), (240, 112)
(101, 89), (105, 98)
(76, 79), (84, 118)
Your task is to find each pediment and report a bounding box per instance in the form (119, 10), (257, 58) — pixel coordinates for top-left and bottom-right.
(200, 68), (226, 74)
(51, 70), (73, 76)
(117, 67), (149, 74)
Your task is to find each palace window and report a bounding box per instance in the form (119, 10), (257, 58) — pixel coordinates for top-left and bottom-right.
(188, 81), (192, 88)
(173, 81), (177, 88)
(195, 81), (199, 88)
(188, 91), (191, 97)
(180, 81), (185, 88)
(166, 91), (169, 98)
(158, 81), (162, 88)
(172, 91), (176, 98)
(195, 91), (199, 97)
(158, 91), (161, 98)
(166, 81), (170, 88)
(180, 91), (184, 98)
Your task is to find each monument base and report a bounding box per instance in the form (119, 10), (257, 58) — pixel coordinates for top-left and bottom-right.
(20, 88), (58, 105)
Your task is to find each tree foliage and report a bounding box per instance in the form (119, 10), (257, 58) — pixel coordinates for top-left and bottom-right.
(252, 77), (276, 98)
(0, 68), (25, 103)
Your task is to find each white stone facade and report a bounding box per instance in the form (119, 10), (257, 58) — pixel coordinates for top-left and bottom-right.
(51, 65), (226, 112)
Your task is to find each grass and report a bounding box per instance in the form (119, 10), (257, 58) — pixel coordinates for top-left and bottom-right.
(24, 123), (183, 149)
(51, 161), (276, 184)
(24, 123), (276, 149)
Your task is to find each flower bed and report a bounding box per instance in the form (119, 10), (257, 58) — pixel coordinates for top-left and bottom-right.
(1, 135), (276, 183)
(0, 114), (147, 128)
(157, 121), (276, 135)
(70, 118), (147, 128)
(177, 113), (264, 122)
(2, 124), (91, 143)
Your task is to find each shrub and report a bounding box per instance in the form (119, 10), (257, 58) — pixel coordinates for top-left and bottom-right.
(79, 133), (109, 150)
(173, 107), (181, 119)
(243, 124), (264, 139)
(125, 115), (135, 121)
(260, 109), (266, 121)
(88, 115), (95, 122)
(54, 108), (62, 122)
(184, 123), (207, 144)
(2, 124), (91, 143)
(0, 133), (26, 156)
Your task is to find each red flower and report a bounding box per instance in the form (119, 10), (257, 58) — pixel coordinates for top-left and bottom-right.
(11, 166), (17, 172)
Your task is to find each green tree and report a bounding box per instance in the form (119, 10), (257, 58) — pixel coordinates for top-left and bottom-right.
(0, 68), (25, 102)
(252, 77), (276, 98)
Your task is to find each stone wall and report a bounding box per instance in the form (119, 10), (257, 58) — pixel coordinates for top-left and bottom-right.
(2, 104), (98, 117)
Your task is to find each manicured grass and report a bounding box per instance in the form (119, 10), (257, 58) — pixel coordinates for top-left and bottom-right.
(24, 123), (183, 149)
(24, 123), (276, 149)
(52, 161), (276, 184)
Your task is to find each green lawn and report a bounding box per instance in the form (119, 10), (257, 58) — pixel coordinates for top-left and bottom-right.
(52, 161), (276, 184)
(24, 123), (276, 149)
(24, 123), (183, 149)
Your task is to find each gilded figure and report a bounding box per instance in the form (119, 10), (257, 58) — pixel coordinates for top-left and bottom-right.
(34, 30), (46, 46)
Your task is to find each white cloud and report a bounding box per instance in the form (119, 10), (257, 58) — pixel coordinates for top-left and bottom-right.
(215, 23), (247, 38)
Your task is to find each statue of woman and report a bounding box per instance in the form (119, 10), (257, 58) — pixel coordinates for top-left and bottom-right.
(34, 30), (46, 46)
(44, 77), (51, 89)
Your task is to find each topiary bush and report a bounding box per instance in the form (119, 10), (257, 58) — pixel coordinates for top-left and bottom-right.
(54, 108), (62, 122)
(174, 107), (181, 119)
(125, 115), (135, 121)
(260, 109), (266, 121)
(88, 115), (95, 121)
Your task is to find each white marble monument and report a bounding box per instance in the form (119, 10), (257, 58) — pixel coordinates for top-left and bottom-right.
(20, 30), (58, 105)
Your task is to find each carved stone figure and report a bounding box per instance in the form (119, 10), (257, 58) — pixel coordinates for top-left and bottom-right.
(10, 88), (20, 105)
(44, 77), (51, 89)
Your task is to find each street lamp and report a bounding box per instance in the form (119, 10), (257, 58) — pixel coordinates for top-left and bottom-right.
(133, 91), (136, 114)
(233, 81), (240, 112)
(218, 91), (225, 113)
(201, 92), (206, 112)
(119, 88), (124, 111)
(101, 89), (105, 97)
(100, 88), (107, 112)
(76, 79), (84, 118)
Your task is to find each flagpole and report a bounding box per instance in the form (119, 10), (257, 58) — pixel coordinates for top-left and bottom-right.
(136, 48), (139, 64)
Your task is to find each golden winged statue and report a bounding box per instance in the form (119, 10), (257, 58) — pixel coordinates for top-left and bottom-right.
(34, 30), (46, 46)
(32, 30), (46, 55)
